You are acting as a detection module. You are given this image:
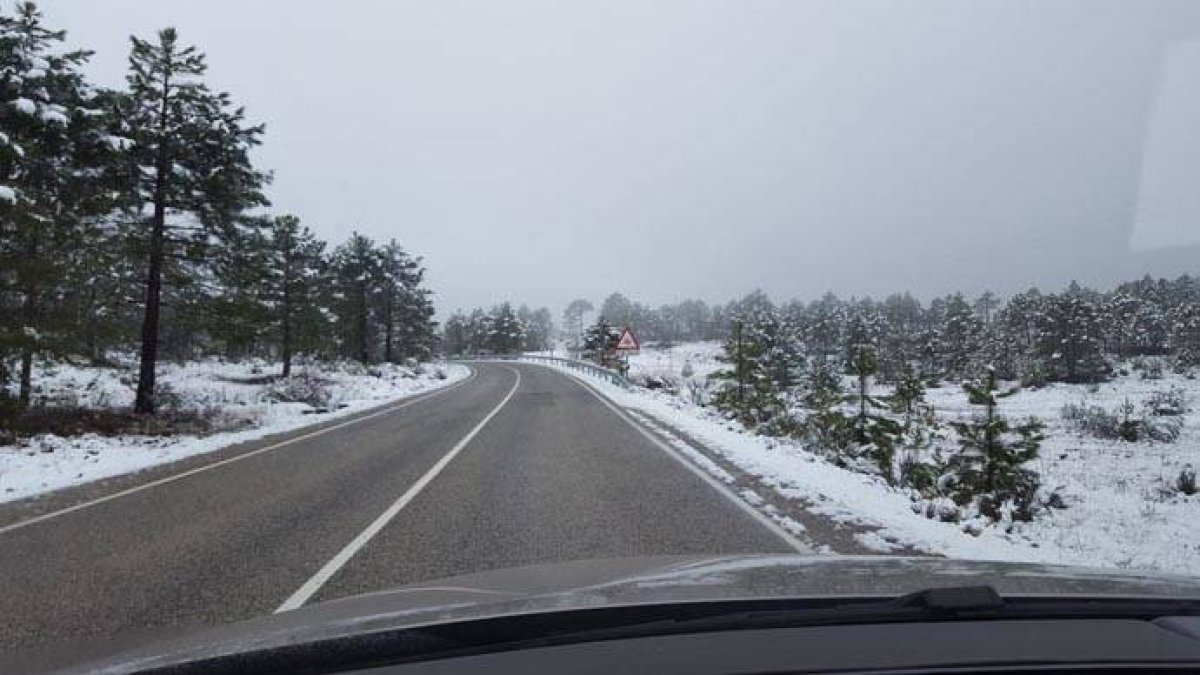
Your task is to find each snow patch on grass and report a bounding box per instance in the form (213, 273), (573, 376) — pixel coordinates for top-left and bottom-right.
(0, 360), (469, 503)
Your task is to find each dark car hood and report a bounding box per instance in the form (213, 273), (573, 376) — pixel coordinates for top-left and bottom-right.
(51, 555), (1200, 673)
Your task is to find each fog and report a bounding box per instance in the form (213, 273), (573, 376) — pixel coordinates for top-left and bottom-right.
(52, 0), (1200, 314)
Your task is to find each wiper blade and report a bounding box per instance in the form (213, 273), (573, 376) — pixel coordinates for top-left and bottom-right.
(507, 586), (1200, 648)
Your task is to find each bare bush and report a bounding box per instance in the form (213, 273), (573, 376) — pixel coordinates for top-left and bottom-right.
(264, 372), (332, 408)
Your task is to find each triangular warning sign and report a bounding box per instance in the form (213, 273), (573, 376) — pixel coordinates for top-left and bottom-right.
(616, 327), (639, 351)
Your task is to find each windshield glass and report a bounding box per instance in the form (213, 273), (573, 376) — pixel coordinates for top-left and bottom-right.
(2, 0), (1199, 662)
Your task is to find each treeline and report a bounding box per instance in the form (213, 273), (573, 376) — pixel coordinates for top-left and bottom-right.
(579, 275), (1200, 385)
(442, 303), (554, 355)
(0, 3), (436, 416)
(561, 294), (725, 348)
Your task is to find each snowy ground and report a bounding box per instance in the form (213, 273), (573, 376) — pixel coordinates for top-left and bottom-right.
(573, 343), (1200, 575)
(0, 359), (469, 504)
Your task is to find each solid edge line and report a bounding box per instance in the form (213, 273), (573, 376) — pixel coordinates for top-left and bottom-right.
(544, 364), (811, 555)
(0, 367), (479, 536)
(274, 366), (522, 613)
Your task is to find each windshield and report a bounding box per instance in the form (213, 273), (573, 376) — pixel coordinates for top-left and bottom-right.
(2, 0), (1199, 662)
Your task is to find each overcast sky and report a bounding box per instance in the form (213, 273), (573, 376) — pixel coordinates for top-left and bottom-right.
(49, 0), (1200, 315)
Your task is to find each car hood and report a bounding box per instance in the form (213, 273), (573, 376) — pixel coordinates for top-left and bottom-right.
(50, 555), (1200, 673)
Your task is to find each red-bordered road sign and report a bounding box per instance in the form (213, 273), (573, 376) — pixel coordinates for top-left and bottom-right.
(616, 327), (639, 352)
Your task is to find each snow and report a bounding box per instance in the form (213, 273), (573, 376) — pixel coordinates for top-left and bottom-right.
(534, 345), (1200, 575)
(0, 359), (470, 504)
(11, 97), (36, 115)
(39, 107), (69, 126)
(0, 185), (16, 203)
(103, 133), (135, 150)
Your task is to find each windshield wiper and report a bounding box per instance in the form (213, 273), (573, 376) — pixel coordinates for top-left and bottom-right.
(493, 586), (1200, 650)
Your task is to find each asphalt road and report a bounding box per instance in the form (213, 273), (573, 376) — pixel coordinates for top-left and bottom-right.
(0, 362), (798, 657)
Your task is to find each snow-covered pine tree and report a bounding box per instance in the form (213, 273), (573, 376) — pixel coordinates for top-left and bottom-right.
(878, 292), (923, 382)
(376, 239), (434, 363)
(582, 315), (619, 366)
(1034, 283), (1109, 383)
(1170, 292), (1200, 369)
(262, 215), (325, 375)
(939, 293), (984, 380)
(845, 343), (901, 483)
(946, 366), (1044, 520)
(711, 317), (778, 426)
(117, 27), (269, 412)
(487, 302), (525, 354)
(799, 355), (849, 457)
(889, 365), (941, 491)
(441, 313), (466, 356)
(329, 232), (384, 363)
(0, 2), (114, 406)
(802, 292), (844, 363)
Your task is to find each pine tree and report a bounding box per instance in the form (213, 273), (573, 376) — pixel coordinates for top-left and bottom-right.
(799, 356), (849, 455)
(0, 2), (113, 406)
(582, 315), (619, 366)
(442, 312), (469, 356)
(263, 215), (325, 375)
(889, 365), (941, 491)
(946, 367), (1044, 519)
(487, 302), (525, 354)
(845, 343), (900, 482)
(117, 27), (269, 412)
(376, 239), (432, 363)
(1035, 283), (1109, 383)
(328, 232), (382, 363)
(712, 318), (781, 426)
(939, 293), (983, 379)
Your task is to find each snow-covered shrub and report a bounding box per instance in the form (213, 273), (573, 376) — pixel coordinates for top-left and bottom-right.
(1062, 402), (1119, 438)
(265, 373), (332, 408)
(1144, 386), (1189, 417)
(1063, 399), (1183, 443)
(912, 497), (960, 523)
(636, 373), (678, 393)
(681, 361), (695, 378)
(154, 382), (184, 411)
(759, 412), (801, 438)
(686, 378), (708, 406)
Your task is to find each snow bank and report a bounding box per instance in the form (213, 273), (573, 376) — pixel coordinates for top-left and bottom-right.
(0, 360), (469, 503)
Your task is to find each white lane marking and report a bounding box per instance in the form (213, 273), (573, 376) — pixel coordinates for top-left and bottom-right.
(275, 367), (522, 613)
(553, 367), (811, 555)
(0, 368), (479, 536)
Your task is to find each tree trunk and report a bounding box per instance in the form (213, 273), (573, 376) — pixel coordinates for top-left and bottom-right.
(134, 197), (166, 414)
(18, 349), (32, 408)
(281, 262), (293, 378)
(357, 282), (370, 364)
(135, 145), (170, 412)
(384, 291), (395, 363)
(136, 68), (173, 414)
(17, 241), (37, 408)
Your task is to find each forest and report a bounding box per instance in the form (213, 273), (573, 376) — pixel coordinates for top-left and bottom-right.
(0, 3), (438, 421)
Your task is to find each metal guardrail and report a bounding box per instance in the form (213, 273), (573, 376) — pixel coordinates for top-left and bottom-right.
(448, 353), (633, 389)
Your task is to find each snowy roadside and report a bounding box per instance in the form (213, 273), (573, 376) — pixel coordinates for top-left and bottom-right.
(529, 349), (1200, 575)
(0, 360), (470, 504)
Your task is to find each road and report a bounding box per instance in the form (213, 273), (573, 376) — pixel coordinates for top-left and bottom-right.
(0, 362), (801, 658)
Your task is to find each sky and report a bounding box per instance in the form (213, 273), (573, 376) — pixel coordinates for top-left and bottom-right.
(48, 0), (1200, 316)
